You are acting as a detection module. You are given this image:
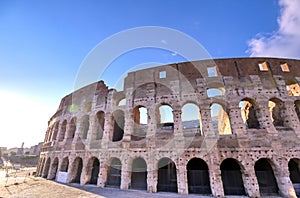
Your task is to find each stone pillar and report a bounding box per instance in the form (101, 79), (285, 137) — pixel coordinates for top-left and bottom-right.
(173, 109), (185, 148)
(146, 105), (157, 148)
(228, 105), (247, 137)
(80, 165), (88, 185)
(101, 112), (113, 148)
(176, 164), (188, 194)
(147, 164), (158, 193)
(200, 107), (215, 137)
(66, 156), (75, 183)
(241, 164), (260, 197)
(208, 161), (224, 197)
(120, 162), (130, 190)
(274, 159), (297, 198)
(123, 109), (133, 143)
(97, 162), (108, 188)
(283, 100), (300, 137)
(256, 99), (277, 134)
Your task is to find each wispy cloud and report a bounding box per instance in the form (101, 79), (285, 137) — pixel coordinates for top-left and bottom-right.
(247, 0), (300, 59)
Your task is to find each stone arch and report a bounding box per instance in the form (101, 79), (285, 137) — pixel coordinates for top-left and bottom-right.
(51, 122), (59, 141)
(117, 98), (126, 106)
(181, 103), (202, 136)
(49, 157), (59, 180)
(210, 102), (232, 135)
(220, 158), (246, 195)
(239, 98), (260, 129)
(39, 157), (46, 177)
(289, 158), (300, 196)
(130, 157), (147, 190)
(157, 104), (174, 134)
(85, 157), (100, 185)
(80, 115), (89, 139)
(255, 158), (279, 195)
(207, 87), (224, 98)
(187, 158), (211, 195)
(69, 157), (83, 183)
(58, 120), (67, 141)
(95, 111), (105, 140)
(112, 110), (124, 142)
(157, 157), (178, 192)
(106, 157), (122, 188)
(67, 117), (77, 139)
(60, 157), (69, 172)
(132, 106), (148, 141)
(42, 157), (51, 178)
(269, 98), (284, 127)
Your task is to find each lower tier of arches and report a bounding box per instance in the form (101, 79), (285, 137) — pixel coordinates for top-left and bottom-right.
(37, 148), (300, 197)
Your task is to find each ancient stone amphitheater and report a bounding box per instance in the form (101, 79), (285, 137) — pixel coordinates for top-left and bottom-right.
(37, 57), (300, 197)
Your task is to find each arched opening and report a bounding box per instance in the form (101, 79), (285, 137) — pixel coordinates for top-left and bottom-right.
(286, 81), (300, 96)
(52, 123), (59, 141)
(269, 98), (284, 127)
(157, 158), (177, 192)
(60, 157), (69, 172)
(207, 88), (224, 98)
(132, 106), (148, 141)
(67, 117), (77, 139)
(49, 157), (59, 180)
(95, 111), (105, 140)
(130, 158), (147, 190)
(112, 110), (124, 142)
(58, 120), (67, 141)
(255, 158), (279, 195)
(117, 98), (126, 106)
(210, 103), (232, 135)
(187, 158), (211, 194)
(182, 103), (202, 136)
(220, 158), (245, 195)
(294, 100), (300, 122)
(80, 115), (89, 139)
(43, 157), (51, 178)
(87, 157), (100, 185)
(157, 104), (174, 134)
(289, 158), (300, 196)
(106, 158), (122, 188)
(70, 157), (83, 183)
(239, 98), (260, 129)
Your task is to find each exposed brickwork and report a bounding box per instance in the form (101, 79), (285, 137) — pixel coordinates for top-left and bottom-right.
(37, 58), (300, 197)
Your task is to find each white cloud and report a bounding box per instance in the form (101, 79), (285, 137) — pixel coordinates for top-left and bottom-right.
(247, 0), (300, 59)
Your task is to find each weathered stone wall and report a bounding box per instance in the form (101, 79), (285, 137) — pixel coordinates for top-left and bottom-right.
(38, 57), (300, 197)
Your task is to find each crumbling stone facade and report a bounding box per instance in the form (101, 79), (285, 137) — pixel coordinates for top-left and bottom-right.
(38, 57), (300, 197)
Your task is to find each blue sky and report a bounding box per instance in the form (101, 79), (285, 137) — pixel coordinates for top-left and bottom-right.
(0, 0), (299, 148)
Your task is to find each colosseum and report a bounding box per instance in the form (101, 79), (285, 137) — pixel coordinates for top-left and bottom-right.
(37, 57), (300, 197)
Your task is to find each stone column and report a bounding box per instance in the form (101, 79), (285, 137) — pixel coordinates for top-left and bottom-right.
(97, 162), (108, 188)
(147, 163), (158, 193)
(283, 100), (300, 137)
(120, 162), (130, 190)
(228, 105), (247, 137)
(176, 164), (188, 194)
(173, 109), (185, 148)
(80, 165), (88, 185)
(122, 109), (133, 143)
(256, 99), (277, 134)
(146, 105), (157, 148)
(101, 112), (113, 148)
(208, 160), (224, 197)
(241, 164), (260, 197)
(274, 159), (297, 198)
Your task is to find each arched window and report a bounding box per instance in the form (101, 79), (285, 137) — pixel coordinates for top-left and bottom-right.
(80, 115), (89, 139)
(288, 158), (300, 196)
(86, 157), (100, 185)
(157, 104), (174, 133)
(51, 123), (59, 141)
(187, 158), (211, 194)
(130, 158), (147, 190)
(95, 111), (105, 140)
(255, 158), (279, 195)
(182, 103), (202, 136)
(106, 158), (122, 188)
(117, 98), (126, 106)
(132, 106), (148, 141)
(67, 117), (76, 139)
(70, 157), (83, 183)
(221, 158), (245, 195)
(112, 110), (124, 142)
(210, 103), (232, 135)
(60, 157), (69, 172)
(269, 98), (284, 127)
(49, 157), (59, 180)
(42, 157), (51, 178)
(207, 88), (224, 98)
(157, 158), (177, 192)
(58, 120), (67, 141)
(239, 98), (260, 129)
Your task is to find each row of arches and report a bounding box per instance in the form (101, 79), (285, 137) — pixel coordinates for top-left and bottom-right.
(39, 156), (300, 196)
(45, 97), (300, 144)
